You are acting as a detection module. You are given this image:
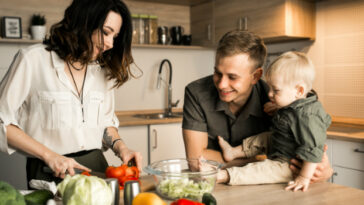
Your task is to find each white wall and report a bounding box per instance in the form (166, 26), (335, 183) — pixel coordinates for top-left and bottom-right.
(115, 47), (215, 111)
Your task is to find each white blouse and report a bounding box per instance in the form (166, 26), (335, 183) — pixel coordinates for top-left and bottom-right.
(0, 44), (119, 155)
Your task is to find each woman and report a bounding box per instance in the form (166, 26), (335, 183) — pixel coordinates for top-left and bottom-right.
(0, 0), (141, 184)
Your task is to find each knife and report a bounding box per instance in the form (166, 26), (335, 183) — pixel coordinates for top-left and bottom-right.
(42, 166), (106, 178)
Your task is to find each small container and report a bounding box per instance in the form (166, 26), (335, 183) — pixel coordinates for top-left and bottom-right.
(158, 26), (169, 45)
(124, 180), (141, 205)
(131, 14), (140, 44)
(148, 15), (158, 44)
(139, 14), (149, 44)
(105, 178), (120, 205)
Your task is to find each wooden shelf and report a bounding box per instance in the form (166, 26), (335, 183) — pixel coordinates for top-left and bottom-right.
(130, 0), (211, 6)
(0, 38), (42, 44)
(0, 38), (211, 50)
(132, 43), (210, 50)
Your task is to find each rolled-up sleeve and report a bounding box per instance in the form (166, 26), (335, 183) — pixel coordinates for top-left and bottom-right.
(182, 86), (207, 132)
(0, 50), (32, 154)
(292, 114), (330, 163)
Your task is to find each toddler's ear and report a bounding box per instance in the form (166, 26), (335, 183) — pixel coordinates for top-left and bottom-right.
(295, 83), (306, 98)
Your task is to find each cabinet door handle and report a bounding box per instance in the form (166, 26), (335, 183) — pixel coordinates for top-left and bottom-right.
(238, 17), (243, 30)
(238, 16), (248, 31)
(152, 129), (158, 150)
(207, 24), (211, 41)
(354, 148), (364, 153)
(243, 16), (248, 31)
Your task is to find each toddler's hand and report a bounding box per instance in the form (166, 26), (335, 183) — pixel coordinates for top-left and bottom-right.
(285, 175), (310, 192)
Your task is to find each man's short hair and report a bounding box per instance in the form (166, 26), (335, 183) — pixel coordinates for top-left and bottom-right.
(216, 30), (267, 70)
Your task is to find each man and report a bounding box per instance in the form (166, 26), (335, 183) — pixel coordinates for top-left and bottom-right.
(182, 30), (333, 183)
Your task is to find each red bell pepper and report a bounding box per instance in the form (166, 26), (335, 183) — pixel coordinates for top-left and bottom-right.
(170, 198), (204, 205)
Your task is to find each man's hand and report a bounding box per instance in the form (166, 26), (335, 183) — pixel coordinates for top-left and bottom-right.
(289, 144), (333, 183)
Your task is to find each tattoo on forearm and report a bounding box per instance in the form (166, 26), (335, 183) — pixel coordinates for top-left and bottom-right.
(103, 128), (113, 148)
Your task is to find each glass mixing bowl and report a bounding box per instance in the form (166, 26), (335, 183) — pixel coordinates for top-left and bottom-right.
(143, 158), (222, 201)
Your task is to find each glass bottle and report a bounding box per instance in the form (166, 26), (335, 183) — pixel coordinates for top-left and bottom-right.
(149, 15), (158, 44)
(139, 14), (149, 44)
(131, 14), (139, 44)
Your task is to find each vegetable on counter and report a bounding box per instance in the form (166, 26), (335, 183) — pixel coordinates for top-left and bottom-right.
(202, 193), (217, 205)
(105, 164), (139, 190)
(24, 190), (54, 205)
(171, 198), (204, 205)
(132, 192), (166, 205)
(0, 181), (26, 205)
(57, 174), (112, 205)
(157, 178), (214, 200)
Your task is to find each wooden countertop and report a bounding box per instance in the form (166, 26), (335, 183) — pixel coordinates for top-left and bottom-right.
(327, 116), (364, 143)
(210, 182), (364, 205)
(119, 179), (363, 205)
(115, 109), (183, 126)
(116, 110), (364, 143)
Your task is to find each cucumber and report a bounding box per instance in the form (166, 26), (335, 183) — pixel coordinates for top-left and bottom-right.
(24, 190), (54, 205)
(202, 192), (217, 205)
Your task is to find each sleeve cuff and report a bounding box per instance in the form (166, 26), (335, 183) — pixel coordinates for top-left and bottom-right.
(0, 123), (16, 154)
(104, 113), (119, 128)
(296, 146), (324, 163)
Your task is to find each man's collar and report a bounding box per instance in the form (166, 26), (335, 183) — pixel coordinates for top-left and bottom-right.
(214, 84), (264, 119)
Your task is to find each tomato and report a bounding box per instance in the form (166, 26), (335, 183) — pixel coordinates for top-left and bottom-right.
(125, 166), (139, 178)
(105, 164), (140, 190)
(105, 166), (125, 179)
(81, 171), (91, 176)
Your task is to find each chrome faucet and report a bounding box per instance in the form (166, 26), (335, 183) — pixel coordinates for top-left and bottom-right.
(157, 59), (180, 116)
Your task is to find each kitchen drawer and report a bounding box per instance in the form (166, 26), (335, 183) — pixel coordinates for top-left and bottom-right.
(332, 166), (364, 190)
(332, 139), (364, 171)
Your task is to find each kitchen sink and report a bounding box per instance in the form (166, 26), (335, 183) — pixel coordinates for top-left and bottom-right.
(133, 112), (183, 119)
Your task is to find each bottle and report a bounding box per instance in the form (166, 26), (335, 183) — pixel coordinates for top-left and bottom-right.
(131, 14), (139, 44)
(139, 14), (149, 44)
(148, 15), (158, 44)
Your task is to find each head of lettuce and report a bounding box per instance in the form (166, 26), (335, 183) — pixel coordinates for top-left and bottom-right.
(57, 174), (112, 205)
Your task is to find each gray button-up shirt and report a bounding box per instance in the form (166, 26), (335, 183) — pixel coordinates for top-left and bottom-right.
(182, 75), (271, 151)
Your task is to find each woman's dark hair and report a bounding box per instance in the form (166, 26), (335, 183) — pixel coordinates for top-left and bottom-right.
(44, 0), (134, 88)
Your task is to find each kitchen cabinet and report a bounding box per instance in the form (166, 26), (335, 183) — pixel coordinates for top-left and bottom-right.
(326, 138), (364, 190)
(103, 126), (149, 169)
(190, 1), (215, 47)
(213, 0), (315, 44)
(149, 123), (186, 163)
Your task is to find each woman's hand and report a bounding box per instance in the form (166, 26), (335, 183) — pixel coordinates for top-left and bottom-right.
(43, 152), (91, 179)
(289, 145), (333, 183)
(114, 142), (142, 171)
(285, 175), (311, 192)
(263, 102), (278, 116)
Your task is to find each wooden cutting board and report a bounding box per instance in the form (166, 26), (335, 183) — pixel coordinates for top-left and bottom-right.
(119, 175), (156, 204)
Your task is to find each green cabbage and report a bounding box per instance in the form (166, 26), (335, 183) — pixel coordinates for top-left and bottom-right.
(57, 174), (112, 205)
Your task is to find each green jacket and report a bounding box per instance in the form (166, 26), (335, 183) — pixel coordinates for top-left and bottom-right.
(269, 93), (332, 163)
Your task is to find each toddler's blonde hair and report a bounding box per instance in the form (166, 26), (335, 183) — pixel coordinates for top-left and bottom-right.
(265, 51), (315, 93)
